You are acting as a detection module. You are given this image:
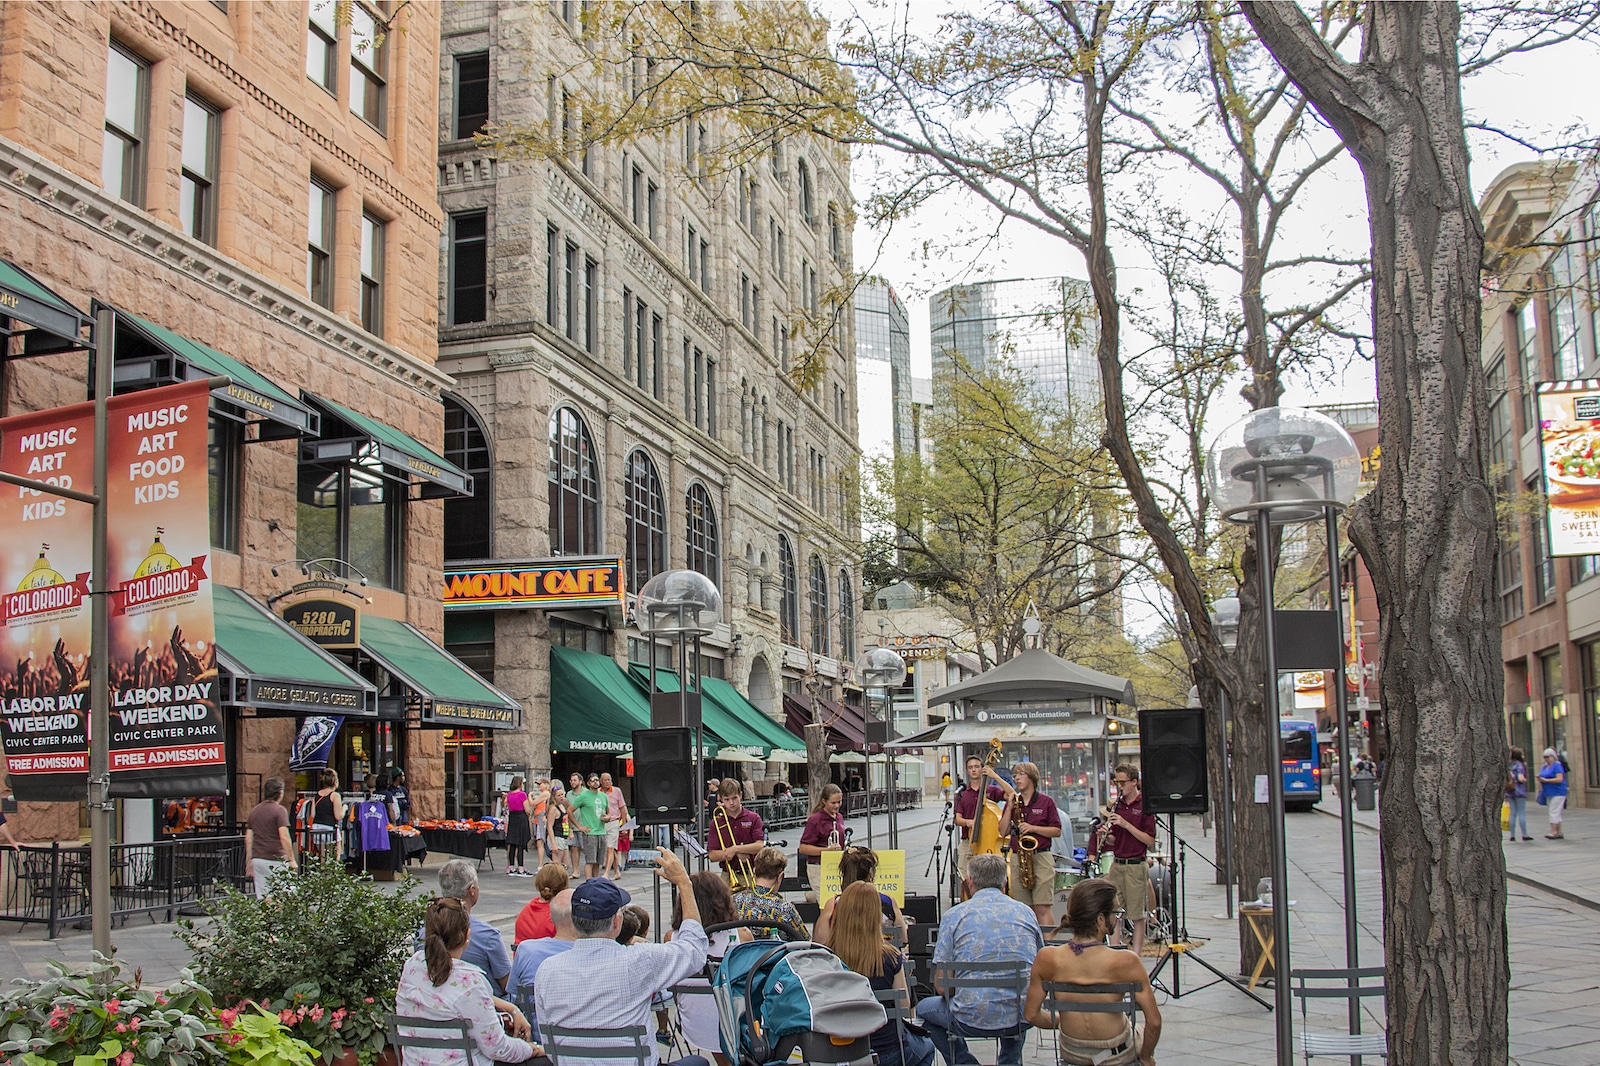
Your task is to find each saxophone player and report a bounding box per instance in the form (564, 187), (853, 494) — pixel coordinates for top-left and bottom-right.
(997, 762), (1063, 926)
(1098, 764), (1157, 955)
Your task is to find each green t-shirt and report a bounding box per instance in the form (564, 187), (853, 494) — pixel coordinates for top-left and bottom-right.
(570, 788), (606, 834)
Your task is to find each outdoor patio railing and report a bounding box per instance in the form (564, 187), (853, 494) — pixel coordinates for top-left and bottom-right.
(0, 835), (248, 939)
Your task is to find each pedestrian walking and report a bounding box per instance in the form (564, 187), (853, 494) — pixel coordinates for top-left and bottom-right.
(243, 777), (297, 897)
(1506, 748), (1531, 842)
(505, 775), (533, 876)
(1538, 748), (1568, 839)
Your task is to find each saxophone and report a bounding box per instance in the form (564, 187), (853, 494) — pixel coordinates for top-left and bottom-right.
(1018, 831), (1039, 892)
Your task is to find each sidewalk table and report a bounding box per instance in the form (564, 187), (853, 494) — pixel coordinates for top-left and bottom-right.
(418, 827), (488, 862)
(1241, 905), (1275, 989)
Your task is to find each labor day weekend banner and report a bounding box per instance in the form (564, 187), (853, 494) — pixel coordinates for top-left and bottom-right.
(104, 380), (224, 797)
(0, 380), (224, 800)
(0, 400), (96, 801)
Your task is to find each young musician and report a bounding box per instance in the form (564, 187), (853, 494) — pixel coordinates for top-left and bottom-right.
(997, 761), (1063, 926)
(1096, 764), (1157, 955)
(707, 777), (765, 882)
(953, 754), (1009, 880)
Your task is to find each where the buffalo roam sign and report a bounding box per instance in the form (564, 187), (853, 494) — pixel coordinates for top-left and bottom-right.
(0, 380), (225, 800)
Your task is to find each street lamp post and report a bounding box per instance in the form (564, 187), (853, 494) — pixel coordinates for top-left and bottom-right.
(1207, 406), (1361, 1066)
(1209, 595), (1240, 921)
(636, 569), (723, 872)
(853, 644), (907, 849)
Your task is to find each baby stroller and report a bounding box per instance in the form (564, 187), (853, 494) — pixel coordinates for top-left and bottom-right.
(710, 923), (885, 1066)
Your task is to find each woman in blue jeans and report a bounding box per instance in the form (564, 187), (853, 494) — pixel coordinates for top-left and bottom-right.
(1506, 748), (1530, 841)
(829, 882), (936, 1066)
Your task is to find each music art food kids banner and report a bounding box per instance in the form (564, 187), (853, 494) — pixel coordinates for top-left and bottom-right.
(105, 380), (223, 797)
(1539, 381), (1600, 556)
(0, 401), (96, 801)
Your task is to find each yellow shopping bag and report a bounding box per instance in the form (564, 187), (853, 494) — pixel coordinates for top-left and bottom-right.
(1501, 801), (1510, 831)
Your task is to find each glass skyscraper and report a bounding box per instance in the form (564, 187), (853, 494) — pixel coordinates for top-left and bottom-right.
(855, 277), (915, 458)
(928, 276), (1100, 413)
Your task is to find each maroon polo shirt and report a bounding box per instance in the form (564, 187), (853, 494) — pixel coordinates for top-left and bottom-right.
(1100, 792), (1157, 859)
(954, 784), (1007, 840)
(708, 806), (765, 870)
(1008, 789), (1062, 849)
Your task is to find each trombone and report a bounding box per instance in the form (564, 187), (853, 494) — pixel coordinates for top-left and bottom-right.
(711, 801), (756, 891)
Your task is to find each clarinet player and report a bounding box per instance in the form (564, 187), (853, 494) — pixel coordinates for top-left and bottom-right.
(1098, 763), (1157, 955)
(997, 761), (1062, 926)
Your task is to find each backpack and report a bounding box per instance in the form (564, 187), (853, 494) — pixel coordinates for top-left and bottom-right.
(1506, 768), (1517, 793)
(712, 939), (885, 1066)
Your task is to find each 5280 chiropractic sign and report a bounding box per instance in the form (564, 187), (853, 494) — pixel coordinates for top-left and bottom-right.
(0, 381), (224, 801)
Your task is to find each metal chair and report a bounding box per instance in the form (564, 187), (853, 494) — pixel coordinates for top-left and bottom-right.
(1034, 981), (1142, 1066)
(385, 1015), (473, 1064)
(932, 960), (1032, 1066)
(1290, 967), (1387, 1063)
(543, 1022), (653, 1066)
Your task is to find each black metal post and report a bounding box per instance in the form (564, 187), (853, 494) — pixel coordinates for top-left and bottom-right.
(1255, 506), (1295, 1064)
(1324, 504), (1363, 1061)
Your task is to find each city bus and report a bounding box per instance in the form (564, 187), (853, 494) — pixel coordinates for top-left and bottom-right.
(1281, 717), (1322, 811)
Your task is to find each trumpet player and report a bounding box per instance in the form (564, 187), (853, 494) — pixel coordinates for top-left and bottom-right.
(707, 777), (766, 884)
(1097, 764), (1157, 956)
(997, 761), (1063, 925)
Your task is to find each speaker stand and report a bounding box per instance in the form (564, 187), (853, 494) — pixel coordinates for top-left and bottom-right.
(1147, 815), (1271, 1010)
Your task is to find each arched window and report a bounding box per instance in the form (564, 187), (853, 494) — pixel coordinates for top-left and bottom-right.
(443, 397), (491, 561)
(686, 483), (720, 582)
(808, 554), (829, 655)
(797, 159), (814, 224)
(548, 406), (599, 555)
(837, 568), (855, 662)
(778, 534), (798, 645)
(625, 449), (667, 593)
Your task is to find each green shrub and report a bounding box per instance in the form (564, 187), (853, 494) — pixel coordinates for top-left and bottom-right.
(178, 859), (428, 1065)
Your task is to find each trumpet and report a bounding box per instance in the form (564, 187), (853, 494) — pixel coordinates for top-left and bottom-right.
(711, 802), (755, 891)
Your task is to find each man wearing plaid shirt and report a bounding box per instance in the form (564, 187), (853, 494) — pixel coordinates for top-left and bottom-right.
(535, 849), (711, 1066)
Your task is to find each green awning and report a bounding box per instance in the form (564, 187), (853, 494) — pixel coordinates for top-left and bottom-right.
(551, 646), (659, 754)
(212, 585), (376, 716)
(0, 260), (91, 354)
(361, 616), (521, 727)
(101, 305), (318, 437)
(627, 667), (805, 756)
(303, 392), (472, 498)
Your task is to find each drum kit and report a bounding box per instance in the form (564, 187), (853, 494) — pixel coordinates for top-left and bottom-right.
(1053, 803), (1172, 944)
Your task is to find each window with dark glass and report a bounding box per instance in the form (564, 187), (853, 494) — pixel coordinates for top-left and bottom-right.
(296, 454), (403, 590)
(546, 224), (560, 327)
(778, 535), (798, 645)
(1501, 511), (1524, 622)
(1583, 641), (1600, 789)
(454, 52), (490, 139)
(584, 256), (598, 353)
(829, 204), (842, 262)
(181, 95), (219, 245)
(444, 398), (492, 561)
(808, 553), (829, 655)
(306, 0), (337, 91)
(307, 177), (334, 308)
(548, 406), (599, 555)
(361, 212), (385, 335)
(349, 2), (387, 132)
(1516, 300), (1540, 432)
(838, 569), (855, 661)
(208, 415), (241, 552)
(631, 165), (645, 226)
(626, 449), (667, 592)
(1541, 648), (1567, 756)
(103, 42), (148, 206)
(1531, 485), (1556, 605)
(450, 212), (488, 324)
(797, 159), (814, 223)
(686, 483), (720, 583)
(565, 241), (579, 342)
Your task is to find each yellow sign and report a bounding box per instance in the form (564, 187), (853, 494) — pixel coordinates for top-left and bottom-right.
(442, 556), (626, 611)
(817, 849), (905, 906)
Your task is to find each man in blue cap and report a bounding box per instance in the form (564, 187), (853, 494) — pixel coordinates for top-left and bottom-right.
(535, 848), (710, 1066)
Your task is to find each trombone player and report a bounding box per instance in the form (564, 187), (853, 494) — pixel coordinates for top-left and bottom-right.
(707, 777), (766, 887)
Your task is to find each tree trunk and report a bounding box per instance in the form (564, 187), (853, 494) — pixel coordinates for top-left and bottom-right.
(1241, 5), (1509, 1062)
(805, 721), (830, 798)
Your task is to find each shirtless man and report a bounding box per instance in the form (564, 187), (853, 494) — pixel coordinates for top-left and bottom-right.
(1026, 879), (1160, 1066)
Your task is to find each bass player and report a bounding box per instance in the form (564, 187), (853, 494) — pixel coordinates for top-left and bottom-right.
(998, 761), (1063, 926)
(954, 753), (1009, 880)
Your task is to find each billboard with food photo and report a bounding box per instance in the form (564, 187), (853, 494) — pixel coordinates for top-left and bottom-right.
(1539, 380), (1600, 557)
(0, 401), (95, 801)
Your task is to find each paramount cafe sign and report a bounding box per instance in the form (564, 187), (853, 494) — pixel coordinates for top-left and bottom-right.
(442, 556), (627, 613)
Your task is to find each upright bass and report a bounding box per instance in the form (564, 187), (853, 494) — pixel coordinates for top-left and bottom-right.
(969, 738), (1008, 858)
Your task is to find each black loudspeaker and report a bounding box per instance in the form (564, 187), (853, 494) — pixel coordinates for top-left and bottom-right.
(632, 727), (696, 825)
(902, 893), (938, 926)
(1138, 707), (1209, 814)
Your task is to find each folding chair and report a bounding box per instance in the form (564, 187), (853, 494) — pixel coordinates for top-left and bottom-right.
(932, 960), (1032, 1066)
(874, 986), (916, 1066)
(1290, 967), (1387, 1063)
(543, 1023), (653, 1066)
(1034, 981), (1142, 1066)
(386, 1016), (473, 1065)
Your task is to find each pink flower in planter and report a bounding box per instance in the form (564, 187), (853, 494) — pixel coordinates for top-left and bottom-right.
(217, 1007), (239, 1029)
(115, 1021), (128, 1033)
(364, 997), (375, 1004)
(115, 1052), (133, 1066)
(309, 1005), (325, 1022)
(104, 999), (121, 1015)
(47, 1006), (71, 1028)
(280, 1008), (297, 1025)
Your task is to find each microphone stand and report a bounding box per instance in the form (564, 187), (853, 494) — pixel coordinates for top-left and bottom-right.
(925, 799), (954, 919)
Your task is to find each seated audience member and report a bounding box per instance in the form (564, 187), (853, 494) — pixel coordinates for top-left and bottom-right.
(515, 863), (570, 944)
(915, 853), (1042, 1066)
(732, 846), (808, 941)
(668, 872), (753, 1066)
(617, 903), (652, 944)
(535, 851), (714, 1066)
(813, 846), (906, 945)
(509, 889), (577, 1041)
(1026, 879), (1159, 1066)
(396, 897), (539, 1066)
(439, 859), (512, 993)
(830, 882), (936, 1066)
